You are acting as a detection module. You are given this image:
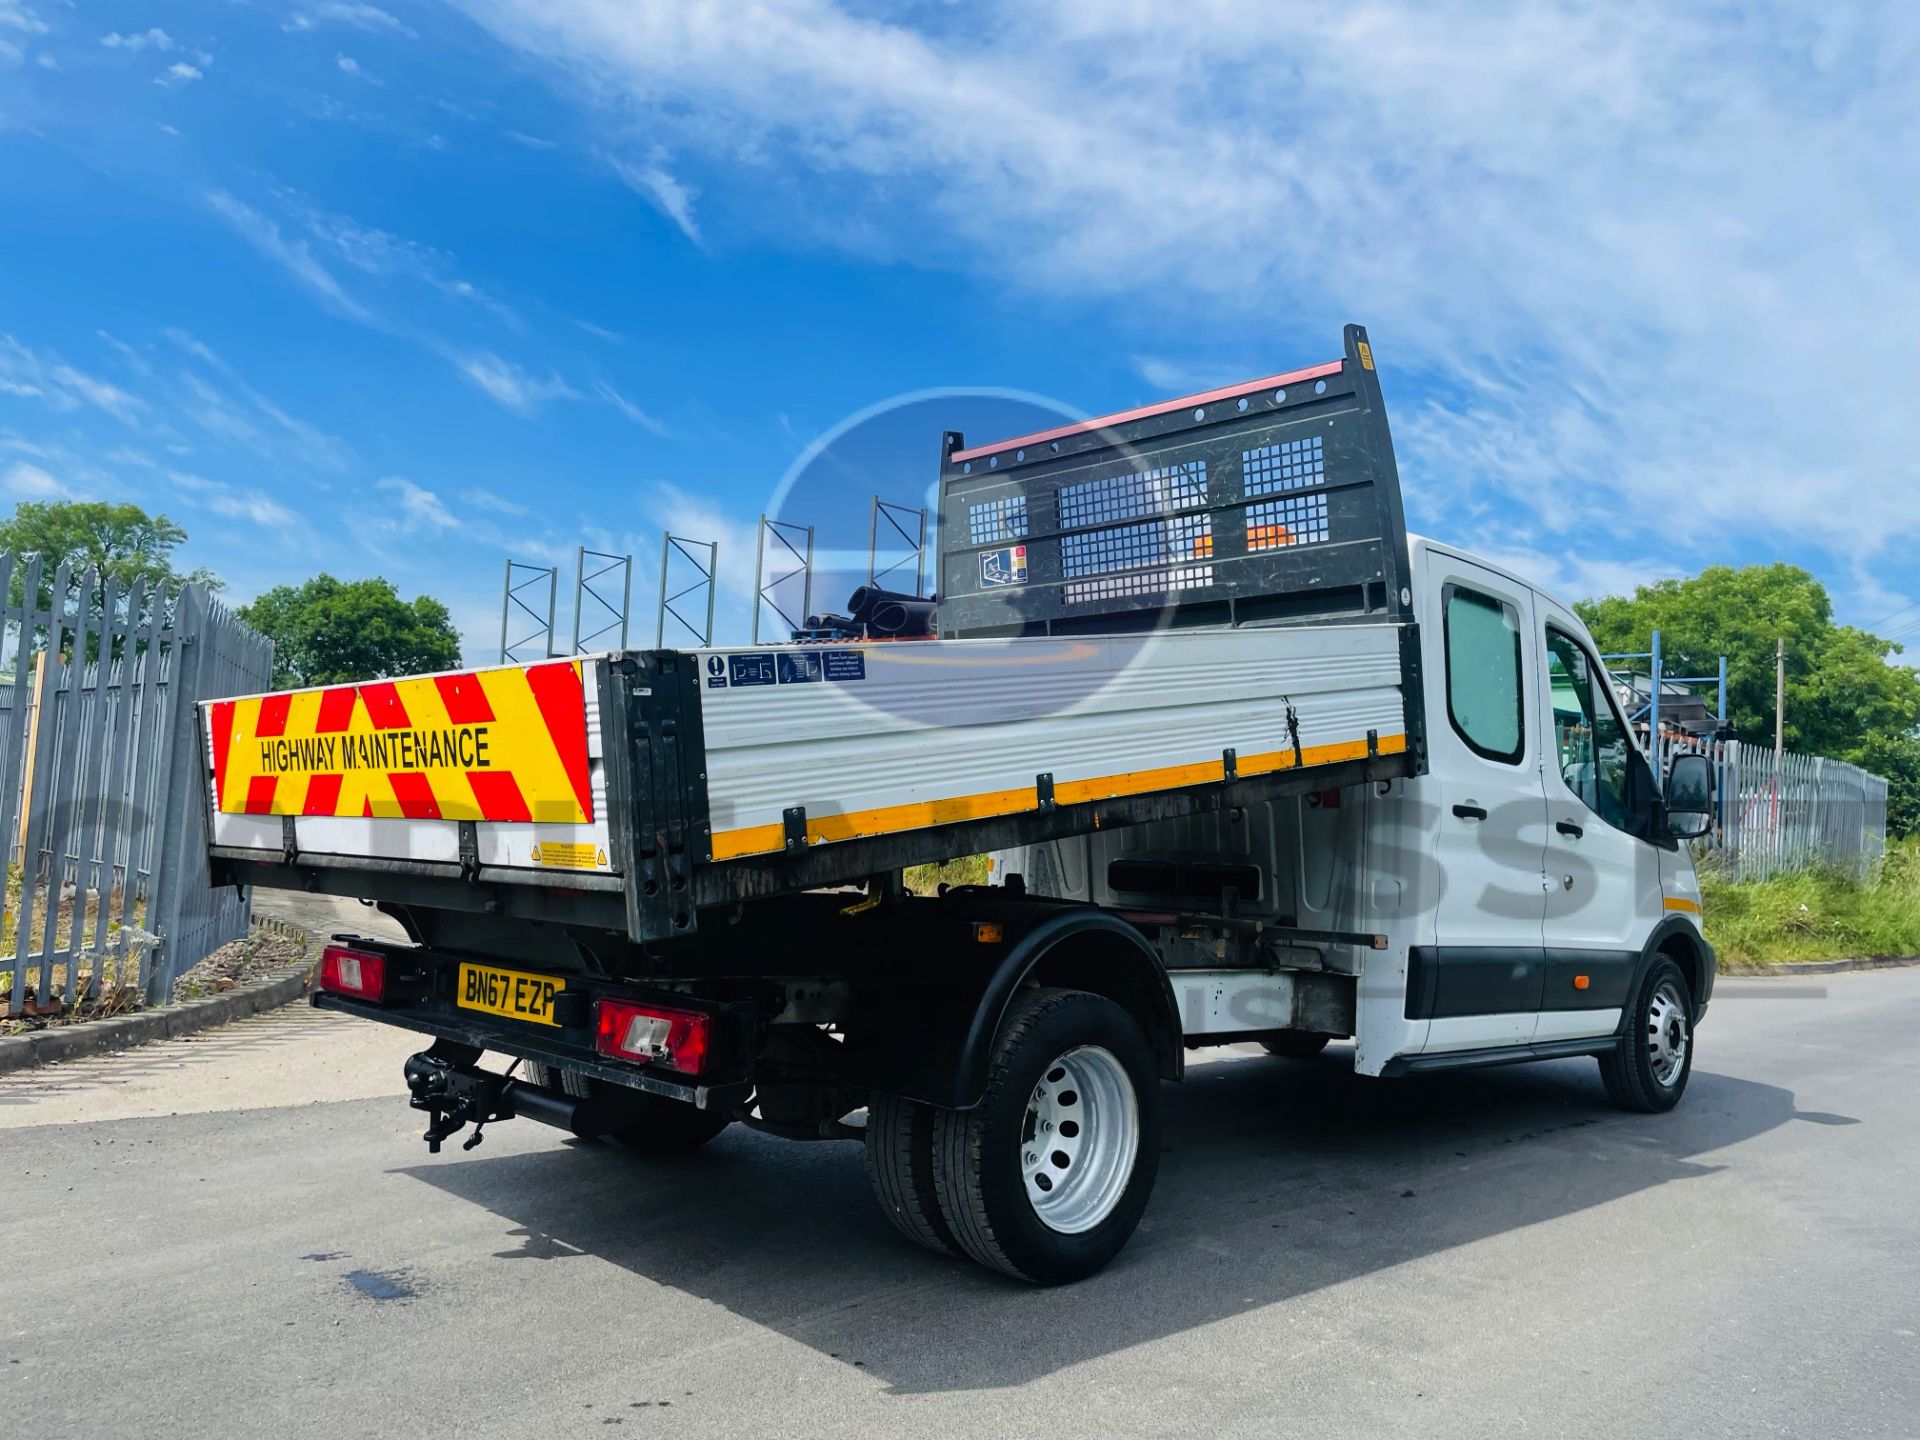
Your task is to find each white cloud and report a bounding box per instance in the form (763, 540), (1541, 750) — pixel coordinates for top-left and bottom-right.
(3, 461), (60, 498)
(591, 378), (664, 434)
(314, 3), (415, 37)
(101, 27), (172, 51)
(455, 0), (1920, 572)
(2, 436), (131, 502)
(97, 330), (154, 377)
(337, 52), (361, 74)
(606, 154), (701, 245)
(165, 328), (349, 470)
(1129, 355), (1253, 397)
(274, 191), (515, 322)
(454, 351), (577, 416)
(469, 488), (529, 517)
(377, 475), (462, 531)
(49, 364), (143, 423)
(169, 470), (298, 528)
(1, 0), (40, 59)
(154, 61), (203, 86)
(204, 190), (376, 324)
(2, 335), (147, 423)
(2, 3), (47, 35)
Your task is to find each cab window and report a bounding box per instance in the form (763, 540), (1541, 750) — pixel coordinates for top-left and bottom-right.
(1443, 584), (1525, 764)
(1546, 628), (1632, 830)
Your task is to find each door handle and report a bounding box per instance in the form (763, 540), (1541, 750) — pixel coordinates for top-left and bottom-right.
(1556, 819), (1584, 839)
(1451, 802), (1488, 821)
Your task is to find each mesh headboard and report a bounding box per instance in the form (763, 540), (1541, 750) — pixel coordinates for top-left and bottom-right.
(936, 324), (1413, 638)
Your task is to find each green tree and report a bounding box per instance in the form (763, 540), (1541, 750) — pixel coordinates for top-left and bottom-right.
(1576, 564), (1920, 835)
(0, 499), (220, 612)
(239, 574), (462, 689)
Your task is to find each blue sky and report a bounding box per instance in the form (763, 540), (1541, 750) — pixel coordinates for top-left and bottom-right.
(3, 1), (1918, 659)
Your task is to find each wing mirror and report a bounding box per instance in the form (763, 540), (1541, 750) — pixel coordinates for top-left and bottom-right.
(1665, 752), (1714, 840)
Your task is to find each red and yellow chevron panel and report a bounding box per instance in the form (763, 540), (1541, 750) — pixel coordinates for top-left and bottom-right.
(207, 661), (592, 823)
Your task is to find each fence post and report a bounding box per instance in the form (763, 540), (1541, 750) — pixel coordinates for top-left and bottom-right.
(143, 584), (213, 1004)
(1725, 740), (1742, 881)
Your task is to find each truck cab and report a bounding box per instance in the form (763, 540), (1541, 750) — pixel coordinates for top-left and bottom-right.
(1387, 537), (1710, 1069)
(1000, 535), (1712, 1082)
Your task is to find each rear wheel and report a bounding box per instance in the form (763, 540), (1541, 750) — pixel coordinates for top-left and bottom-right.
(864, 1093), (963, 1256)
(609, 1092), (733, 1155)
(931, 987), (1161, 1285)
(1598, 958), (1694, 1113)
(1260, 1031), (1332, 1059)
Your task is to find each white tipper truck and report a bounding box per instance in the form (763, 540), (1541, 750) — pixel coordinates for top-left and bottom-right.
(202, 326), (1715, 1284)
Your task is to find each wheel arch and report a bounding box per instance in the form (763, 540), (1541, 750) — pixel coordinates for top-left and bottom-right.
(1627, 916), (1714, 1026)
(1006, 915), (1184, 1086)
(840, 906), (1182, 1111)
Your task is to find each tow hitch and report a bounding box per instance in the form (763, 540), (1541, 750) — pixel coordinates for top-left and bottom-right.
(404, 1044), (514, 1153)
(402, 1042), (665, 1153)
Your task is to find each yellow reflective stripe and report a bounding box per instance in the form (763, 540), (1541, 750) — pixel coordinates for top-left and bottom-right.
(709, 732), (1408, 862)
(1664, 895), (1703, 915)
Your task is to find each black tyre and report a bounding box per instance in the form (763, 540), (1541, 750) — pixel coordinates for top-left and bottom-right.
(1260, 1031), (1332, 1059)
(931, 987), (1162, 1285)
(610, 1093), (733, 1155)
(1597, 957), (1694, 1113)
(863, 1092), (963, 1257)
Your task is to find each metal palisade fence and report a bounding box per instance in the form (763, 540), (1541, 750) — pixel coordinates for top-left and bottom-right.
(1, 553), (274, 1015)
(1653, 731), (1889, 881)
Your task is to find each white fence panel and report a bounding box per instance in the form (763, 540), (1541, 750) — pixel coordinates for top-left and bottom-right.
(1654, 731), (1888, 881)
(1, 556), (273, 1014)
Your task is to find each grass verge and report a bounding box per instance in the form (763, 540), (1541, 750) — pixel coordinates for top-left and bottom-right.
(903, 854), (991, 893)
(1701, 839), (1920, 965)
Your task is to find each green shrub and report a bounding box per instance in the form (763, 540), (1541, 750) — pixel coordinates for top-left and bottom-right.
(1701, 839), (1920, 963)
(903, 854), (991, 893)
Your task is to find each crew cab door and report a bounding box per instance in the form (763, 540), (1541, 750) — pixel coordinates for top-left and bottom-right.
(1411, 554), (1552, 1051)
(1533, 601), (1666, 1040)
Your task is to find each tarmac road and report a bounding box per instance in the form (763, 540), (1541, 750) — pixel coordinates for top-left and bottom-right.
(3, 969), (1917, 1439)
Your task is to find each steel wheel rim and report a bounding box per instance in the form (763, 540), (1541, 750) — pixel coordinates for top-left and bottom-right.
(1020, 1045), (1139, 1235)
(1647, 980), (1689, 1087)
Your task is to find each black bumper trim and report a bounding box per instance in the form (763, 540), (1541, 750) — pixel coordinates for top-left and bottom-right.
(312, 992), (752, 1112)
(1379, 1035), (1617, 1078)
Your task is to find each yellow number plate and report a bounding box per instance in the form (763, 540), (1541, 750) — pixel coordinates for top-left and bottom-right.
(456, 963), (560, 1027)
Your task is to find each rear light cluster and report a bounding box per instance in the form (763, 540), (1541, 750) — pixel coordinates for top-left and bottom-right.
(594, 999), (710, 1075)
(318, 944), (387, 1001)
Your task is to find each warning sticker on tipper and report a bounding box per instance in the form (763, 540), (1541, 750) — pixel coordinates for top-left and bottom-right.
(823, 650), (865, 682)
(728, 653), (777, 687)
(777, 651), (823, 684)
(206, 661), (592, 824)
(980, 545), (1028, 588)
(531, 841), (605, 871)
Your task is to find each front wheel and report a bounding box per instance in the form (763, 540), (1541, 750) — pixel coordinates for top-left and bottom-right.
(1598, 958), (1694, 1113)
(930, 987), (1161, 1285)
